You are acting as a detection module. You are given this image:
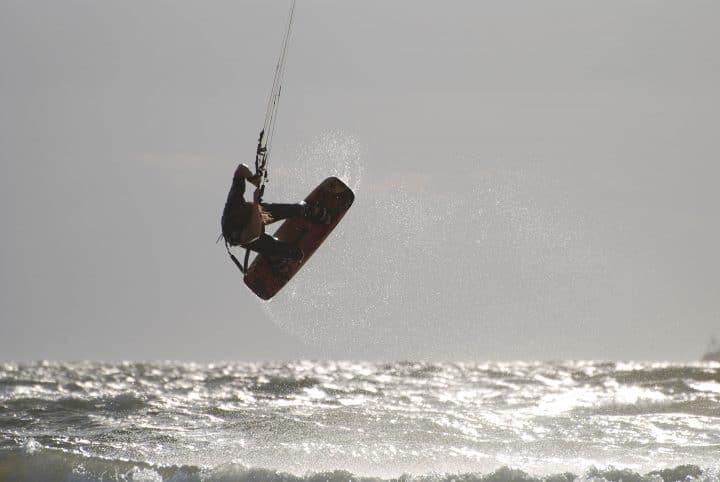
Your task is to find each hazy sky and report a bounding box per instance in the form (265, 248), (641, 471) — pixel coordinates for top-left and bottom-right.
(1, 1), (718, 362)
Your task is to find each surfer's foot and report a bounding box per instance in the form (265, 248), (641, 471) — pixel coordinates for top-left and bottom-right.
(288, 246), (304, 262)
(269, 247), (303, 276)
(304, 203), (331, 224)
(269, 258), (288, 277)
(269, 256), (297, 277)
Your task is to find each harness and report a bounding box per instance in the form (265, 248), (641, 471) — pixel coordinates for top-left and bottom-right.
(225, 240), (252, 274)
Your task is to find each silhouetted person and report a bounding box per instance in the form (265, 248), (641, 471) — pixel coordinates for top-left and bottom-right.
(221, 163), (330, 263)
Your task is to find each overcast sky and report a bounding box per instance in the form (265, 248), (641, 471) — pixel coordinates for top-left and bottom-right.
(1, 0), (718, 362)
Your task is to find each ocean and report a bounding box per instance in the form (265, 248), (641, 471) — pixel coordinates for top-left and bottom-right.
(0, 360), (718, 481)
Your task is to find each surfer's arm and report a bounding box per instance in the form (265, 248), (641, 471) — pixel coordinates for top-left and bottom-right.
(237, 163), (262, 187)
(247, 174), (262, 187)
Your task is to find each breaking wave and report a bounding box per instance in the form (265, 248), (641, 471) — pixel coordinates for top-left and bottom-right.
(2, 361), (718, 480)
(0, 449), (717, 482)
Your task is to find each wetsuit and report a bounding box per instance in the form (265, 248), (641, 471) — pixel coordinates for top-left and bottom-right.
(221, 171), (305, 261)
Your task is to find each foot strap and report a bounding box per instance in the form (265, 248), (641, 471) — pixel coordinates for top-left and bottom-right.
(304, 203), (331, 224)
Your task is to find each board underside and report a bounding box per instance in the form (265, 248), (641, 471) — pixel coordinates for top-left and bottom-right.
(243, 177), (354, 300)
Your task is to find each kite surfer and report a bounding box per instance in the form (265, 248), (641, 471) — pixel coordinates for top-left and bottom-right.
(221, 162), (330, 263)
(219, 0), (351, 290)
(218, 1), (355, 299)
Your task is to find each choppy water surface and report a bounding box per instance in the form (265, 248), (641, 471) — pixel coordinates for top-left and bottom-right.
(1, 361), (719, 481)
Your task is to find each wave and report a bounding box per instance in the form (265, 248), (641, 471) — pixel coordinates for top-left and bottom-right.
(0, 449), (716, 482)
(252, 375), (321, 396)
(3, 392), (153, 415)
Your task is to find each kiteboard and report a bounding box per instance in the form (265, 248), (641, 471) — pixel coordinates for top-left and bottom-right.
(243, 176), (354, 300)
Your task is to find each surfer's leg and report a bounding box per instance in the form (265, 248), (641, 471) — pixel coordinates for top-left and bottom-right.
(261, 203), (305, 225)
(261, 202), (331, 225)
(244, 233), (303, 261)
